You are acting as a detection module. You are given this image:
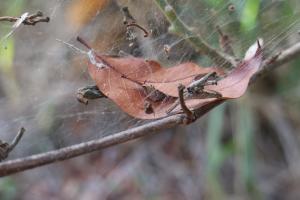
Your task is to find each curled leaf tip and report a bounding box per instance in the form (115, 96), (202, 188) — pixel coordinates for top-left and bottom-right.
(244, 38), (263, 60)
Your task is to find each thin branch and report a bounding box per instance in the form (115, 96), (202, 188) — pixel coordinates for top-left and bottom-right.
(121, 7), (135, 24)
(0, 128), (25, 162)
(7, 128), (26, 153)
(178, 84), (195, 121)
(76, 36), (92, 50)
(0, 11), (49, 25)
(216, 25), (235, 56)
(122, 6), (149, 37)
(126, 23), (149, 37)
(251, 41), (300, 83)
(0, 115), (184, 177)
(154, 0), (237, 68)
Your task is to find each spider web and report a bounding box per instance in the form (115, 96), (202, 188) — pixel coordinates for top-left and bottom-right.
(0, 0), (299, 162)
(1, 1), (300, 161)
(0, 0), (300, 198)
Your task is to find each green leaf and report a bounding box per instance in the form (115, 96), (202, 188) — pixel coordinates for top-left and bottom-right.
(0, 38), (14, 73)
(240, 0), (260, 32)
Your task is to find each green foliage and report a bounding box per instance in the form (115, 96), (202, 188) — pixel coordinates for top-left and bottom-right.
(205, 104), (226, 199)
(240, 0), (260, 33)
(205, 104), (235, 199)
(0, 178), (17, 200)
(235, 100), (261, 198)
(0, 0), (24, 103)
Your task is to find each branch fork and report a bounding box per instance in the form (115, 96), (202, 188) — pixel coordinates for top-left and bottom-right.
(0, 11), (49, 26)
(178, 84), (195, 124)
(0, 128), (25, 162)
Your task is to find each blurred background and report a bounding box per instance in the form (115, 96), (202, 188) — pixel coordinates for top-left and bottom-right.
(0, 0), (300, 199)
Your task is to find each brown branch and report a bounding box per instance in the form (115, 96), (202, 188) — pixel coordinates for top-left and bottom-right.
(121, 7), (149, 38)
(122, 7), (135, 25)
(178, 84), (195, 122)
(0, 99), (225, 177)
(7, 128), (25, 153)
(251, 41), (300, 83)
(0, 128), (25, 162)
(0, 40), (299, 177)
(0, 115), (184, 177)
(126, 23), (149, 37)
(76, 36), (92, 50)
(216, 25), (235, 56)
(0, 11), (49, 26)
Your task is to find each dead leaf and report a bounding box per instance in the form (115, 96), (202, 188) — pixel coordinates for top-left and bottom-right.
(170, 40), (263, 113)
(85, 40), (262, 119)
(87, 55), (177, 119)
(87, 53), (222, 119)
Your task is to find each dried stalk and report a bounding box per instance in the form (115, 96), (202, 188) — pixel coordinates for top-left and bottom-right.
(0, 11), (49, 26)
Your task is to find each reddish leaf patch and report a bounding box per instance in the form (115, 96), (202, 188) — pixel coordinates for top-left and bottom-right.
(85, 40), (262, 119)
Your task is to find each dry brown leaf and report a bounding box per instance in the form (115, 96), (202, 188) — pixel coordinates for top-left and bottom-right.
(170, 40), (263, 113)
(85, 40), (262, 119)
(87, 53), (225, 119)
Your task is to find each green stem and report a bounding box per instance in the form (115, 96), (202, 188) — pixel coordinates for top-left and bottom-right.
(154, 0), (237, 68)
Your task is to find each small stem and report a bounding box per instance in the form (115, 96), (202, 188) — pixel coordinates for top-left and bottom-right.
(216, 25), (224, 37)
(216, 25), (235, 56)
(122, 6), (135, 24)
(7, 128), (25, 153)
(126, 23), (149, 37)
(0, 11), (49, 26)
(251, 41), (300, 83)
(27, 11), (43, 19)
(187, 72), (218, 93)
(76, 36), (92, 50)
(0, 16), (17, 23)
(178, 84), (194, 120)
(0, 115), (184, 176)
(264, 52), (281, 65)
(122, 6), (149, 37)
(0, 127), (25, 162)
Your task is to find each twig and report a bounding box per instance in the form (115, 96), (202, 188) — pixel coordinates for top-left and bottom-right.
(166, 72), (221, 114)
(216, 25), (235, 56)
(0, 116), (184, 176)
(0, 11), (49, 25)
(154, 0), (237, 68)
(0, 128), (25, 162)
(7, 128), (26, 152)
(122, 6), (149, 37)
(126, 23), (149, 37)
(178, 84), (195, 122)
(76, 36), (92, 50)
(122, 7), (135, 24)
(251, 41), (300, 83)
(187, 72), (219, 93)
